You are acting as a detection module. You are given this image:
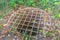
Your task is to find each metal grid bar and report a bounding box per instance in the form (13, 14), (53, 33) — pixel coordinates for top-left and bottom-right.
(13, 10), (43, 39)
(5, 7), (54, 40)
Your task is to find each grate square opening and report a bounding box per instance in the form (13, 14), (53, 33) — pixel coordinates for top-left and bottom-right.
(22, 25), (27, 29)
(23, 15), (27, 17)
(22, 18), (25, 21)
(26, 18), (31, 22)
(31, 32), (37, 36)
(18, 24), (23, 28)
(26, 31), (31, 35)
(24, 21), (29, 25)
(39, 24), (44, 27)
(33, 27), (37, 32)
(34, 23), (39, 27)
(27, 26), (32, 30)
(16, 19), (21, 23)
(36, 16), (40, 20)
(17, 28), (21, 32)
(20, 20), (25, 24)
(32, 16), (35, 18)
(32, 13), (37, 16)
(29, 22), (34, 26)
(12, 19), (16, 22)
(20, 29), (25, 34)
(27, 15), (32, 18)
(35, 19), (40, 22)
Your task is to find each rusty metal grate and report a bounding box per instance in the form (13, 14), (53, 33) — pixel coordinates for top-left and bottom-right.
(3, 6), (55, 40)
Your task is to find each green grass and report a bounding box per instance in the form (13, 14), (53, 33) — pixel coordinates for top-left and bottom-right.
(0, 24), (3, 29)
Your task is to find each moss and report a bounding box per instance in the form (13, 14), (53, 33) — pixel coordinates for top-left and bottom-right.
(24, 34), (32, 40)
(0, 24), (3, 29)
(46, 30), (55, 37)
(11, 27), (16, 31)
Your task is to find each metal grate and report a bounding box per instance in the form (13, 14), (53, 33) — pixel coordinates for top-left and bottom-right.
(3, 6), (56, 40)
